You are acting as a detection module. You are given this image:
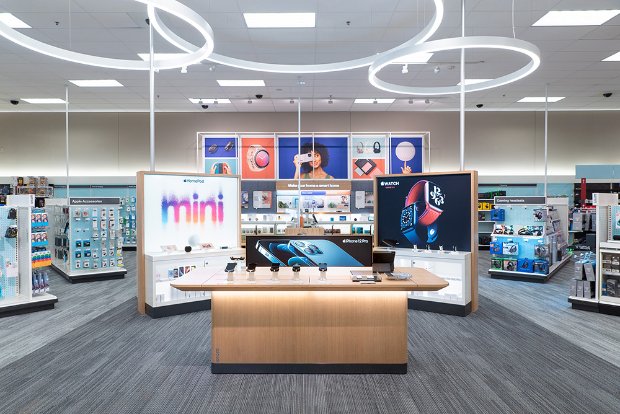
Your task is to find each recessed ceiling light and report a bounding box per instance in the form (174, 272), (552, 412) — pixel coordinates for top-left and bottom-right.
(0, 13), (31, 29)
(69, 79), (123, 87)
(244, 13), (316, 28)
(602, 51), (620, 61)
(518, 97), (565, 103)
(392, 52), (433, 65)
(22, 98), (66, 104)
(533, 10), (620, 26)
(218, 80), (266, 87)
(189, 98), (231, 104)
(354, 98), (394, 104)
(137, 53), (186, 61)
(457, 79), (492, 86)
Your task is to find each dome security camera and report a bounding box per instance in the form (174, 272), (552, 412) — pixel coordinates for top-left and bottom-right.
(476, 103), (484, 108)
(603, 92), (613, 98)
(255, 94), (263, 99)
(10, 99), (19, 105)
(201, 104), (209, 109)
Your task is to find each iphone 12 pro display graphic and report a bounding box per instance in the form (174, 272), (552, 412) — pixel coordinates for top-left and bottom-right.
(247, 235), (372, 267)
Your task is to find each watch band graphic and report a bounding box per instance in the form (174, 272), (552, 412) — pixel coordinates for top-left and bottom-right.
(400, 180), (444, 244)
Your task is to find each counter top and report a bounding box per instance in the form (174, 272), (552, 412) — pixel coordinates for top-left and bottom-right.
(170, 266), (448, 292)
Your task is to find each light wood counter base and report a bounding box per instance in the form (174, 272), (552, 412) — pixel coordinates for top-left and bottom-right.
(172, 267), (447, 374)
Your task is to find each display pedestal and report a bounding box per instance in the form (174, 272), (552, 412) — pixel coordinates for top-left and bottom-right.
(489, 253), (571, 283)
(172, 266), (447, 374)
(52, 263), (126, 284)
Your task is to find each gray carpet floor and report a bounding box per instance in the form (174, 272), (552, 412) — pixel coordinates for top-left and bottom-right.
(0, 252), (619, 413)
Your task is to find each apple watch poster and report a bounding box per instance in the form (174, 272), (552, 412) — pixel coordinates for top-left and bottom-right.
(203, 136), (238, 175)
(246, 235), (372, 267)
(376, 174), (472, 251)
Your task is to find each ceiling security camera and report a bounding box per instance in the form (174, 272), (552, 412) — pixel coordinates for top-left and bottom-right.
(255, 94), (263, 99)
(476, 103), (484, 108)
(603, 92), (613, 98)
(10, 99), (19, 105)
(201, 104), (209, 109)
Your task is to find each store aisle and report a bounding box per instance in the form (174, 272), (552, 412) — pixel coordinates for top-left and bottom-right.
(477, 251), (620, 368)
(0, 252), (137, 369)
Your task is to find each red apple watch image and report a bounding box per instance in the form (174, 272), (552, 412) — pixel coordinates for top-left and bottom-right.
(400, 180), (444, 244)
(247, 144), (270, 172)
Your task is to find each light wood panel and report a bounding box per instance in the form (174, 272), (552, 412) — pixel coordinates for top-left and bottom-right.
(211, 290), (408, 364)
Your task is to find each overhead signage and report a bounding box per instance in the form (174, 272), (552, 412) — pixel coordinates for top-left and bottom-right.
(276, 180), (351, 191)
(69, 197), (121, 206)
(494, 196), (546, 205)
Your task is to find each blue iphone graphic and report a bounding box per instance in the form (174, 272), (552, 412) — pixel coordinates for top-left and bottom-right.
(288, 239), (363, 267)
(255, 240), (314, 267)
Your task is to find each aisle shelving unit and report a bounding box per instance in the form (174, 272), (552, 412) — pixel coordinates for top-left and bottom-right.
(0, 200), (57, 317)
(488, 196), (571, 283)
(569, 194), (620, 316)
(47, 198), (127, 283)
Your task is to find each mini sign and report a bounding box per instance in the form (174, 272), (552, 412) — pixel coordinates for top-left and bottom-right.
(494, 196), (546, 205)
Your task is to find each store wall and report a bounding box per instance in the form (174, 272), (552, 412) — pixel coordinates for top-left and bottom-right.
(0, 110), (618, 178)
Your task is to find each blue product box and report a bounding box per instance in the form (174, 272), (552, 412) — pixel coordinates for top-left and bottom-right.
(489, 241), (502, 255)
(517, 258), (534, 273)
(533, 259), (549, 274)
(490, 208), (505, 222)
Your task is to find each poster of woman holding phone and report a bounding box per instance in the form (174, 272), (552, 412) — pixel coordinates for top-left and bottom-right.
(278, 136), (348, 179)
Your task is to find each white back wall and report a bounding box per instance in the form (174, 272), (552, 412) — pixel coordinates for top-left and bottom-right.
(0, 111), (617, 179)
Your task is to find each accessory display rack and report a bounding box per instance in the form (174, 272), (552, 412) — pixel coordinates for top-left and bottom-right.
(52, 185), (137, 250)
(0, 199), (57, 317)
(488, 197), (571, 283)
(569, 193), (620, 316)
(47, 197), (127, 283)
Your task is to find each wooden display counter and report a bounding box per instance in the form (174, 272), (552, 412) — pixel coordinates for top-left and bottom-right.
(172, 266), (447, 374)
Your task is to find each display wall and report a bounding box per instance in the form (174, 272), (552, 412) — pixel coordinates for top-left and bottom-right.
(1, 111), (618, 178)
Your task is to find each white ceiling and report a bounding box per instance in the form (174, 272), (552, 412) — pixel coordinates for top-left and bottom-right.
(1, 0), (620, 112)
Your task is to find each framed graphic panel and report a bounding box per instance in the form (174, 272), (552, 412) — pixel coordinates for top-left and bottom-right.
(351, 135), (388, 180)
(389, 136), (423, 174)
(278, 135), (348, 179)
(240, 136), (276, 179)
(202, 135), (238, 175)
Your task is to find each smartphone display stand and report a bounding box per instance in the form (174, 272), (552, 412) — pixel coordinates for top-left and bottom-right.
(247, 270), (256, 283)
(270, 271), (279, 282)
(319, 270), (327, 282)
(226, 271), (234, 282)
(292, 270), (301, 282)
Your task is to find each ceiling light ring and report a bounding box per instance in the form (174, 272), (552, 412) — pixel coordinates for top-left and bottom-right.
(0, 0), (215, 71)
(369, 36), (540, 95)
(147, 0), (444, 73)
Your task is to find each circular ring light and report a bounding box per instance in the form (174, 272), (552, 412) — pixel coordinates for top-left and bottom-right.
(148, 0), (444, 73)
(0, 0), (215, 71)
(368, 36), (541, 95)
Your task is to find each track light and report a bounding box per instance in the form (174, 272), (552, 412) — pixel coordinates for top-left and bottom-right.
(248, 99), (253, 104)
(408, 98), (414, 104)
(401, 64), (408, 74)
(180, 66), (187, 74)
(328, 95), (333, 104)
(290, 99), (295, 104)
(208, 64), (216, 72)
(373, 99), (378, 104)
(433, 66), (440, 74)
(424, 98), (430, 104)
(214, 99), (219, 105)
